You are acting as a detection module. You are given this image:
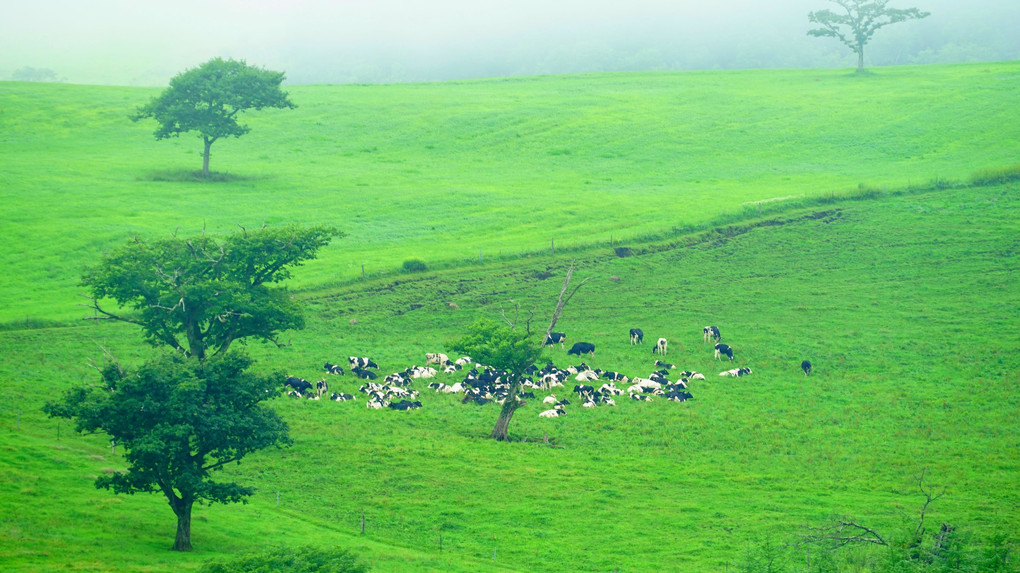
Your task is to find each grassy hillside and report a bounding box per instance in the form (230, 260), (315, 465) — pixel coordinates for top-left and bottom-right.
(1, 184), (1017, 571)
(2, 62), (1019, 323)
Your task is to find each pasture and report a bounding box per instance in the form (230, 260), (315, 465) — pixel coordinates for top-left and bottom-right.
(2, 182), (1018, 571)
(1, 62), (1019, 324)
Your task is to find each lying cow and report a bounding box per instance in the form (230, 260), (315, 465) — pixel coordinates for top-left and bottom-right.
(703, 326), (721, 342)
(330, 392), (355, 402)
(567, 342), (596, 356)
(323, 362), (345, 375)
(388, 400), (423, 411)
(539, 405), (566, 418)
(714, 343), (734, 361)
(351, 367), (378, 380)
(629, 328), (644, 345)
(719, 367), (752, 377)
(654, 360), (675, 370)
(348, 357), (379, 369)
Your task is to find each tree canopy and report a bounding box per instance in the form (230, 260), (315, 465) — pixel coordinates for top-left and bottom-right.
(134, 57), (295, 176)
(808, 0), (930, 72)
(45, 351), (290, 551)
(81, 224), (342, 361)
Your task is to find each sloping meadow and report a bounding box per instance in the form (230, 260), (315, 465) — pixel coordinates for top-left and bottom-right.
(1, 184), (1017, 571)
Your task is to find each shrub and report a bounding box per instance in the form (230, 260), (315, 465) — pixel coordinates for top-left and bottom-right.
(402, 259), (427, 273)
(200, 545), (368, 573)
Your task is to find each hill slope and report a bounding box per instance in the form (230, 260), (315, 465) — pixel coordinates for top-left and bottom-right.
(2, 62), (1019, 323)
(1, 184), (1017, 571)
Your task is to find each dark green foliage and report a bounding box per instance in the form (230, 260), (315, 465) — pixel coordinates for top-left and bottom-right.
(44, 351), (291, 550)
(199, 545), (368, 573)
(401, 259), (427, 273)
(808, 1), (931, 71)
(134, 57), (296, 176)
(81, 225), (343, 360)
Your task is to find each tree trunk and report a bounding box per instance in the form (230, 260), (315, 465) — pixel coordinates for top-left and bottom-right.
(202, 138), (212, 177)
(490, 399), (519, 441)
(857, 47), (865, 72)
(171, 497), (194, 551)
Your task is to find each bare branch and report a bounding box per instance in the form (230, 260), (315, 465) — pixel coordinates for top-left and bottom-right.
(544, 261), (592, 345)
(803, 519), (888, 548)
(915, 468), (944, 539)
(79, 295), (145, 326)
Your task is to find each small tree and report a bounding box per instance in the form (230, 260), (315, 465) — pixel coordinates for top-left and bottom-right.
(45, 351), (290, 551)
(808, 0), (930, 72)
(451, 319), (545, 441)
(81, 224), (342, 360)
(134, 57), (296, 177)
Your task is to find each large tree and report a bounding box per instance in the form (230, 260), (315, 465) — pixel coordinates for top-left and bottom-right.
(134, 57), (295, 177)
(45, 351), (290, 551)
(451, 318), (545, 441)
(81, 224), (342, 360)
(808, 0), (930, 72)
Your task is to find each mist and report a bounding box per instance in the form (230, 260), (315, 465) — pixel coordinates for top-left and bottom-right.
(2, 0), (1018, 85)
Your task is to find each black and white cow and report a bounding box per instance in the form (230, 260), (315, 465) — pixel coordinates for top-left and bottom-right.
(653, 337), (668, 355)
(315, 379), (329, 398)
(284, 376), (313, 393)
(351, 367), (378, 380)
(567, 342), (596, 356)
(388, 400), (423, 411)
(323, 362), (345, 375)
(719, 367), (752, 377)
(703, 326), (721, 342)
(545, 332), (567, 348)
(425, 353), (449, 367)
(678, 370), (706, 380)
(714, 343), (734, 361)
(348, 357), (379, 369)
(539, 405), (566, 418)
(330, 392), (355, 402)
(654, 360), (675, 370)
(629, 328), (644, 345)
(802, 360), (812, 376)
(573, 384), (595, 396)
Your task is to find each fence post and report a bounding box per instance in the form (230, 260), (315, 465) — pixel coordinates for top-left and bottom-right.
(17, 410), (20, 428)
(362, 264), (366, 281)
(551, 238), (555, 255)
(361, 512), (365, 534)
(276, 491), (280, 506)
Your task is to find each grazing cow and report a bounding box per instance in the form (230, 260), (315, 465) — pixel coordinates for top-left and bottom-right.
(654, 360), (675, 370)
(351, 367), (378, 380)
(719, 367), (752, 377)
(545, 332), (567, 348)
(704, 326), (721, 342)
(629, 328), (644, 345)
(539, 405), (566, 418)
(348, 357), (379, 369)
(330, 392), (355, 402)
(653, 338), (668, 355)
(315, 379), (329, 398)
(567, 342), (596, 356)
(802, 360), (812, 376)
(425, 353), (449, 367)
(388, 400), (423, 411)
(284, 376), (313, 393)
(714, 343), (734, 361)
(323, 362), (345, 375)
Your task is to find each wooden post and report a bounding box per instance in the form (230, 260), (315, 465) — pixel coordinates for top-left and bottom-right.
(362, 264), (366, 280)
(111, 440), (116, 454)
(361, 512), (365, 534)
(758, 201), (762, 216)
(551, 238), (555, 255)
(276, 491), (280, 506)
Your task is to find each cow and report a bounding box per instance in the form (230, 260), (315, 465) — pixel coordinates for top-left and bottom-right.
(575, 370), (599, 382)
(654, 360), (675, 370)
(631, 394), (652, 401)
(425, 353), (449, 367)
(704, 326), (721, 342)
(539, 405), (566, 418)
(351, 367), (378, 380)
(567, 342), (596, 356)
(665, 390), (693, 402)
(653, 338), (668, 355)
(388, 400), (423, 411)
(323, 362), (345, 375)
(714, 343), (734, 361)
(573, 384), (595, 396)
(678, 370), (706, 380)
(629, 328), (644, 345)
(802, 360), (812, 376)
(545, 332), (567, 348)
(330, 392), (355, 402)
(719, 367), (752, 377)
(455, 356), (473, 366)
(284, 376), (313, 393)
(315, 379), (329, 398)
(603, 371), (629, 383)
(366, 398), (387, 409)
(543, 394), (558, 404)
(348, 357), (379, 369)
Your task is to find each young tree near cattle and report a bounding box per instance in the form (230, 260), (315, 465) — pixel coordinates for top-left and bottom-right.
(133, 57), (295, 177)
(807, 0), (930, 73)
(451, 319), (545, 441)
(50, 224), (340, 551)
(45, 352), (290, 552)
(81, 224), (342, 361)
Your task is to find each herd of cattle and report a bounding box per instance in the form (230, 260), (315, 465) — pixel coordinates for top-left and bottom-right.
(282, 325), (812, 416)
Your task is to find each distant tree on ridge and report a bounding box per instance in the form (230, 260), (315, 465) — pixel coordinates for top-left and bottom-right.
(808, 0), (930, 72)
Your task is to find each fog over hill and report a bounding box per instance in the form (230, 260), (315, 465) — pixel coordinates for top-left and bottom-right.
(2, 0), (1018, 85)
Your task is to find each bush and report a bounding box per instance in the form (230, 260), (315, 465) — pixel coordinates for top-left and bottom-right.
(200, 545), (368, 573)
(401, 259), (427, 273)
(970, 164), (1020, 186)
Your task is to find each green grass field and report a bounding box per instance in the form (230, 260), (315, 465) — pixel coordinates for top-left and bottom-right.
(1, 62), (1018, 571)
